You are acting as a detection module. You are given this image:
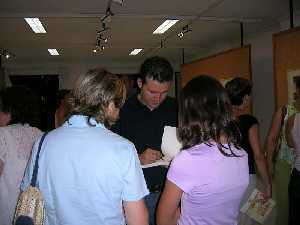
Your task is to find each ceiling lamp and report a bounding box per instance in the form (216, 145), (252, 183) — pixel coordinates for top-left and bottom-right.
(129, 49), (142, 55)
(0, 49), (15, 59)
(177, 25), (192, 38)
(24, 18), (47, 33)
(48, 49), (59, 56)
(153, 19), (179, 34)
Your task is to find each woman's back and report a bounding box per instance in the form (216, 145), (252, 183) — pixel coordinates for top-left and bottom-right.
(168, 143), (249, 225)
(0, 124), (41, 225)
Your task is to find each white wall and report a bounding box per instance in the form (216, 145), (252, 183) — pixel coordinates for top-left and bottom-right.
(245, 28), (276, 141)
(247, 17), (300, 140)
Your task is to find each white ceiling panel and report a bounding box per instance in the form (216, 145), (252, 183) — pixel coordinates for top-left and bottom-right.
(0, 0), (299, 64)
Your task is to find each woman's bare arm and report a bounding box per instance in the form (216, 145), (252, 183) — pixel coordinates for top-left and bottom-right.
(265, 108), (284, 176)
(157, 180), (182, 225)
(249, 125), (271, 198)
(123, 199), (149, 225)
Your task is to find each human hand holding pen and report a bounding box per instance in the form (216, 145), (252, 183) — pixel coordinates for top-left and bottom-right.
(139, 148), (162, 165)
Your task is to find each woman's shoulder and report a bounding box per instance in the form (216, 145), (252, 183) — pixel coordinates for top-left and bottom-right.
(19, 125), (42, 138)
(8, 124), (42, 141)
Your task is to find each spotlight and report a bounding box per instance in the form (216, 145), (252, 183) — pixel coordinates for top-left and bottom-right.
(177, 25), (192, 38)
(97, 34), (108, 43)
(0, 48), (14, 59)
(177, 32), (184, 38)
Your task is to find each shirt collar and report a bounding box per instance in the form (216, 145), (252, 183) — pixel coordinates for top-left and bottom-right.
(130, 93), (168, 112)
(64, 115), (105, 128)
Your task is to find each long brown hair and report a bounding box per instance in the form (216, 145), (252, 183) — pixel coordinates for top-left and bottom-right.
(178, 75), (241, 156)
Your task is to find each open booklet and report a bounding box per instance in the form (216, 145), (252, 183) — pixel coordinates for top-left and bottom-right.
(240, 188), (276, 224)
(141, 126), (182, 169)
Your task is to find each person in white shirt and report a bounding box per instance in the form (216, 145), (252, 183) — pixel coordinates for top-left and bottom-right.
(286, 81), (300, 225)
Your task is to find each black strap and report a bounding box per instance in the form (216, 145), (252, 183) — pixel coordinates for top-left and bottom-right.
(30, 132), (49, 187)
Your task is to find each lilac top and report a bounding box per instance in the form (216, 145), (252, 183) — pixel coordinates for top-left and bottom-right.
(167, 143), (249, 225)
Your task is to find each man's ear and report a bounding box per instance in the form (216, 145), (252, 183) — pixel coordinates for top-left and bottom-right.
(107, 101), (116, 115)
(137, 78), (143, 89)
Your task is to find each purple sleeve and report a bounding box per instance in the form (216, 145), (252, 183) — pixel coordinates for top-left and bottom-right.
(167, 151), (195, 193)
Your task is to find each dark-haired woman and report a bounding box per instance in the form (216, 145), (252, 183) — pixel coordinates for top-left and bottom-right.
(0, 86), (42, 225)
(157, 75), (249, 225)
(225, 77), (271, 225)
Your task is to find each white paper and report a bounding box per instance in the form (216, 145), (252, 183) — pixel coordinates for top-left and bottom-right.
(141, 159), (170, 169)
(141, 126), (182, 169)
(240, 188), (276, 224)
(161, 126), (182, 161)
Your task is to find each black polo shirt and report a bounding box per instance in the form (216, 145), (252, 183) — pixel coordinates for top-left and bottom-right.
(113, 94), (177, 191)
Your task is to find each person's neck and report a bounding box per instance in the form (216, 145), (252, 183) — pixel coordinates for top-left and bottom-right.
(232, 106), (244, 118)
(137, 94), (155, 111)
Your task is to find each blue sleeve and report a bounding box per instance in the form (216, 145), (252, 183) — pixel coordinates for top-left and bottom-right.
(121, 144), (149, 201)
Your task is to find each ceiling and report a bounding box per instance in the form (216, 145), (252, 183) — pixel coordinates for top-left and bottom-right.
(0, 0), (299, 65)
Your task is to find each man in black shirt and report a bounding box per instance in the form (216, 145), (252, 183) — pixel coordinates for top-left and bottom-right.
(113, 56), (177, 225)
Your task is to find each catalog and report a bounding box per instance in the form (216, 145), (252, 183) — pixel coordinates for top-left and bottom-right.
(240, 188), (276, 224)
(141, 126), (182, 169)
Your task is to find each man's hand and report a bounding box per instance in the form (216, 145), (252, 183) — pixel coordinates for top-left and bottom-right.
(139, 148), (162, 165)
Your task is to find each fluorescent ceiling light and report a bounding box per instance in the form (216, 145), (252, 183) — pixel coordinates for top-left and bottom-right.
(129, 49), (142, 56)
(24, 18), (47, 33)
(48, 49), (59, 56)
(153, 19), (179, 34)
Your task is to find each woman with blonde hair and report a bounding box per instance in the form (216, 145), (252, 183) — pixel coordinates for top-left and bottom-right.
(21, 68), (149, 225)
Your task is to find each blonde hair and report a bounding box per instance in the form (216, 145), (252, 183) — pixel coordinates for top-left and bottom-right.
(70, 68), (126, 127)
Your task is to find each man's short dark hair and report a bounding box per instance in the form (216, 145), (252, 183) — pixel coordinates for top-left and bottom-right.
(139, 56), (174, 83)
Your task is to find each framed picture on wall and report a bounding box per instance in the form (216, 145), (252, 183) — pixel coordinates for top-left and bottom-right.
(287, 70), (300, 105)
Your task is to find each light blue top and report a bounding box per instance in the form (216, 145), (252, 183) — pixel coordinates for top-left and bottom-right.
(21, 115), (149, 225)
